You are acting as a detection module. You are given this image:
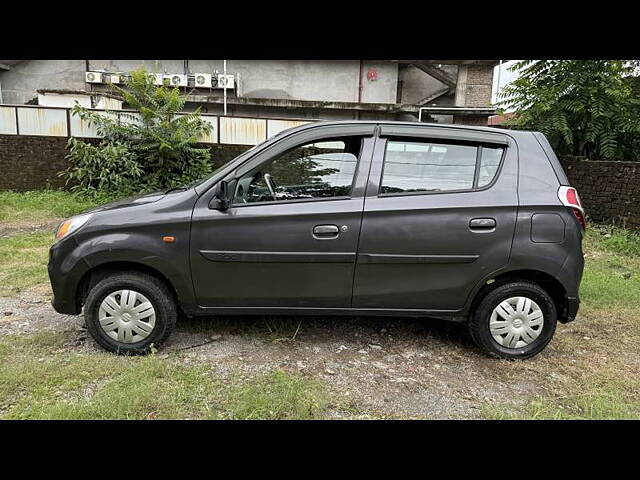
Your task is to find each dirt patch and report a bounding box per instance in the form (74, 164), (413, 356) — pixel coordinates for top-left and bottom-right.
(2, 283), (600, 419)
(0, 219), (61, 238)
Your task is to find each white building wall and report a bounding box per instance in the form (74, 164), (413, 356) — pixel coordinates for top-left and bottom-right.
(0, 60), (86, 104)
(89, 60), (398, 105)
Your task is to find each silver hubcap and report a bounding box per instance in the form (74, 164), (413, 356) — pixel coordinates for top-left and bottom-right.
(98, 290), (156, 344)
(489, 296), (544, 349)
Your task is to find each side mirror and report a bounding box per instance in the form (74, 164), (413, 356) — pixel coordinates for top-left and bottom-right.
(209, 180), (231, 210)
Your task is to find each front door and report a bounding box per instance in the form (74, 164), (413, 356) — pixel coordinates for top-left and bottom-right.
(353, 124), (519, 312)
(190, 126), (376, 309)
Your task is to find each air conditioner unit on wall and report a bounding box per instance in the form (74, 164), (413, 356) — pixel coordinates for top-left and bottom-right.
(216, 74), (235, 89)
(150, 73), (165, 86)
(106, 74), (122, 85)
(166, 74), (188, 87)
(85, 72), (103, 84)
(194, 73), (213, 88)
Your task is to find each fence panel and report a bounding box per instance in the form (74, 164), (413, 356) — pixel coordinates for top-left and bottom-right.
(267, 119), (309, 138)
(0, 106), (17, 135)
(219, 117), (267, 145)
(17, 107), (68, 136)
(1, 105), (318, 144)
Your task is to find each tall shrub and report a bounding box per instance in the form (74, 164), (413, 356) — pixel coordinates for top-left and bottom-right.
(63, 68), (213, 196)
(499, 60), (640, 160)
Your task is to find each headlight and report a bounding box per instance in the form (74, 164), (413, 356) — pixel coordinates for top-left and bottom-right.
(55, 214), (92, 241)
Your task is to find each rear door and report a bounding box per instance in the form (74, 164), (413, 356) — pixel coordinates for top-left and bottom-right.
(190, 124), (376, 309)
(353, 125), (518, 312)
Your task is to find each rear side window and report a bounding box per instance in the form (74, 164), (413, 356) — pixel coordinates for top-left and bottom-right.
(381, 140), (504, 195)
(477, 146), (503, 188)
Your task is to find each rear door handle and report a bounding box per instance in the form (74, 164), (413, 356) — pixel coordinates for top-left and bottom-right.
(469, 218), (496, 230)
(313, 225), (340, 237)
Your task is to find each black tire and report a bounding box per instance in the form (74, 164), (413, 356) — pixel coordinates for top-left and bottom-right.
(469, 280), (557, 360)
(84, 271), (177, 355)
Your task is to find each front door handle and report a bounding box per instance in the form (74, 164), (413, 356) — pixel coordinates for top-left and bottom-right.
(313, 225), (340, 237)
(469, 218), (496, 230)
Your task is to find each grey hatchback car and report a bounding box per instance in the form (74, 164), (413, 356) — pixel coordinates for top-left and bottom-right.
(48, 121), (585, 359)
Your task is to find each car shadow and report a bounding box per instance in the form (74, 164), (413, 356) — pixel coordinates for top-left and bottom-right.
(174, 313), (477, 351)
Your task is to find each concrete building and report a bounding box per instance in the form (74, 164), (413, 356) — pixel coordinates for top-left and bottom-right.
(0, 60), (498, 125)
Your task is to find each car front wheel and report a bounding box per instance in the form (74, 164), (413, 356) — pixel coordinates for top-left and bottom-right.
(469, 280), (557, 359)
(84, 271), (177, 355)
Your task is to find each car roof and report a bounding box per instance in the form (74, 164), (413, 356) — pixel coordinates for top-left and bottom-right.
(282, 119), (534, 138)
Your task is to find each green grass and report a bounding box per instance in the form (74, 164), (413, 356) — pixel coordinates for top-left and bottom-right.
(484, 372), (640, 420)
(485, 224), (640, 420)
(2, 189), (639, 420)
(584, 223), (640, 257)
(0, 190), (116, 296)
(580, 225), (640, 312)
(227, 370), (326, 419)
(0, 232), (53, 296)
(0, 331), (327, 420)
(580, 258), (640, 313)
(0, 190), (106, 225)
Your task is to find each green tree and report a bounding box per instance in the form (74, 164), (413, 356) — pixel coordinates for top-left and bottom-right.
(499, 60), (640, 160)
(64, 68), (213, 196)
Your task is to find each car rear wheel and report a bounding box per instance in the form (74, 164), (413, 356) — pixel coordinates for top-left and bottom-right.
(469, 280), (557, 359)
(84, 272), (177, 355)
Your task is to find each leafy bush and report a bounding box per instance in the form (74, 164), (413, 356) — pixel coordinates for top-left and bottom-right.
(65, 139), (141, 196)
(63, 68), (213, 196)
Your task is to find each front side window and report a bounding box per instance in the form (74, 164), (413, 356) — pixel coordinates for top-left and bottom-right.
(381, 139), (504, 194)
(233, 137), (361, 204)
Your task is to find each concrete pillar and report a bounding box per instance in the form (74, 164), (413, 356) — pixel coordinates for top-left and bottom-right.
(454, 65), (468, 107)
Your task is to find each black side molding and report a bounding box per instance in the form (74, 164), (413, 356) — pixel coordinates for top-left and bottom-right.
(200, 250), (355, 263)
(357, 253), (479, 264)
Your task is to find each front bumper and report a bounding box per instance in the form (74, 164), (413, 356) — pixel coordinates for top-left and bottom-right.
(48, 236), (88, 315)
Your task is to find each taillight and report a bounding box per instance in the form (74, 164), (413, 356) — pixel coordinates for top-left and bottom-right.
(565, 188), (579, 205)
(558, 186), (586, 230)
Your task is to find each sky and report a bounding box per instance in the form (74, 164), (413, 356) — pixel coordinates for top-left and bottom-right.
(491, 60), (521, 108)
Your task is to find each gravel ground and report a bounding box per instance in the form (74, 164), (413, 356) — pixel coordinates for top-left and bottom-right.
(0, 219), (60, 238)
(0, 283), (565, 419)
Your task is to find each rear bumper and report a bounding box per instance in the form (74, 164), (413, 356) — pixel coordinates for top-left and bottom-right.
(560, 296), (580, 323)
(51, 293), (80, 315)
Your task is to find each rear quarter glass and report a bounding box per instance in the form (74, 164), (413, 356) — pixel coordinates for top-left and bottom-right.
(532, 132), (569, 185)
(516, 131), (564, 206)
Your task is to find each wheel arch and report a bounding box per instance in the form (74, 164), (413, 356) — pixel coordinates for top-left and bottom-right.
(76, 261), (182, 315)
(468, 269), (568, 322)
